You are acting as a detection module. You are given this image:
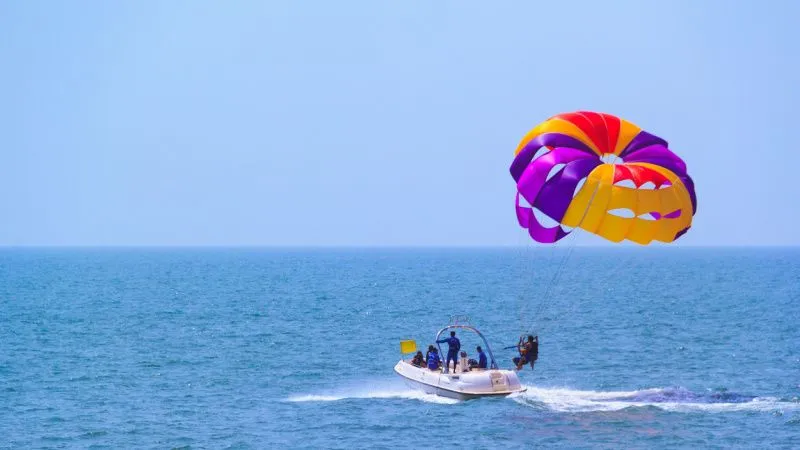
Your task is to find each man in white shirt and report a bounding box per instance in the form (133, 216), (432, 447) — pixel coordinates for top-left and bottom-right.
(457, 351), (470, 373)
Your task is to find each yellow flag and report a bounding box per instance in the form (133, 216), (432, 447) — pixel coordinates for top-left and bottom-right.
(400, 340), (417, 354)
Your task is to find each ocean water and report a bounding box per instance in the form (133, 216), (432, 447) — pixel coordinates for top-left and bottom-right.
(1, 247), (799, 449)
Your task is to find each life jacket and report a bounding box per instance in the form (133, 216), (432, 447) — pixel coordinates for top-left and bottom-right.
(427, 352), (439, 369)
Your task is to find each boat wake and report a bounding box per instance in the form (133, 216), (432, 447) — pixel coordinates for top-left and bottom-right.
(286, 390), (458, 405)
(512, 385), (799, 414)
(285, 380), (459, 405)
(285, 380), (797, 413)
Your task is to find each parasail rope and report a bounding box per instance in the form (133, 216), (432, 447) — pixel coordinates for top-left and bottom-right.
(523, 166), (606, 335)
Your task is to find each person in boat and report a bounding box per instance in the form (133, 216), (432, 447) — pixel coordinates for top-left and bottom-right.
(476, 345), (488, 369)
(513, 335), (539, 370)
(436, 331), (461, 373)
(457, 351), (470, 373)
(426, 346), (441, 370)
(411, 351), (425, 367)
(425, 345), (436, 363)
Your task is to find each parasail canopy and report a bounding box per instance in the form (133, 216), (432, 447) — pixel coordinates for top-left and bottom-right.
(510, 111), (696, 244)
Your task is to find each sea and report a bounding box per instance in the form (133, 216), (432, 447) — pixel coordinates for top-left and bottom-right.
(1, 247), (798, 449)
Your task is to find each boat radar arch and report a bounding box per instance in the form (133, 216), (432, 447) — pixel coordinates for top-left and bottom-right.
(434, 324), (499, 370)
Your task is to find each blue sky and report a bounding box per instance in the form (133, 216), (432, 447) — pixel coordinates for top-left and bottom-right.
(2, 1), (798, 246)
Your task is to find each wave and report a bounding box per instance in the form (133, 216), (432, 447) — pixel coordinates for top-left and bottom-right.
(512, 385), (798, 413)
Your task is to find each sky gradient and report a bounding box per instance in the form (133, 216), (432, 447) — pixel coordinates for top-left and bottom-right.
(2, 1), (799, 246)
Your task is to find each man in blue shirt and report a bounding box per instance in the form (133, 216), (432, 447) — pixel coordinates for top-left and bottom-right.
(436, 331), (461, 373)
(476, 345), (488, 369)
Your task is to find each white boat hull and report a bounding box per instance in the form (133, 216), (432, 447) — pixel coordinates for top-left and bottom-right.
(394, 360), (526, 400)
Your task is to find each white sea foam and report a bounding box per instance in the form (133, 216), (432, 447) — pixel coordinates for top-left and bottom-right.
(512, 385), (798, 414)
(286, 380), (796, 413)
(286, 388), (459, 405)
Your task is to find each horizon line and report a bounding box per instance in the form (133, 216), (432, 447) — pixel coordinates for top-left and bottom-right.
(1, 244), (798, 249)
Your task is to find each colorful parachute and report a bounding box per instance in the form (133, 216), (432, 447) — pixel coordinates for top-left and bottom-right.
(510, 111), (696, 244)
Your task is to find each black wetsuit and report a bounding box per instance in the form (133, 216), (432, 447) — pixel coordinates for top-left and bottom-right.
(528, 341), (538, 367)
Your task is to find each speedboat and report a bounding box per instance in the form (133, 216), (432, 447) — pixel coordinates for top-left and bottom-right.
(394, 323), (526, 400)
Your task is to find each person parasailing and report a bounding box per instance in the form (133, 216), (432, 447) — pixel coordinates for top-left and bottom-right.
(507, 111), (698, 372)
(512, 335), (538, 370)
